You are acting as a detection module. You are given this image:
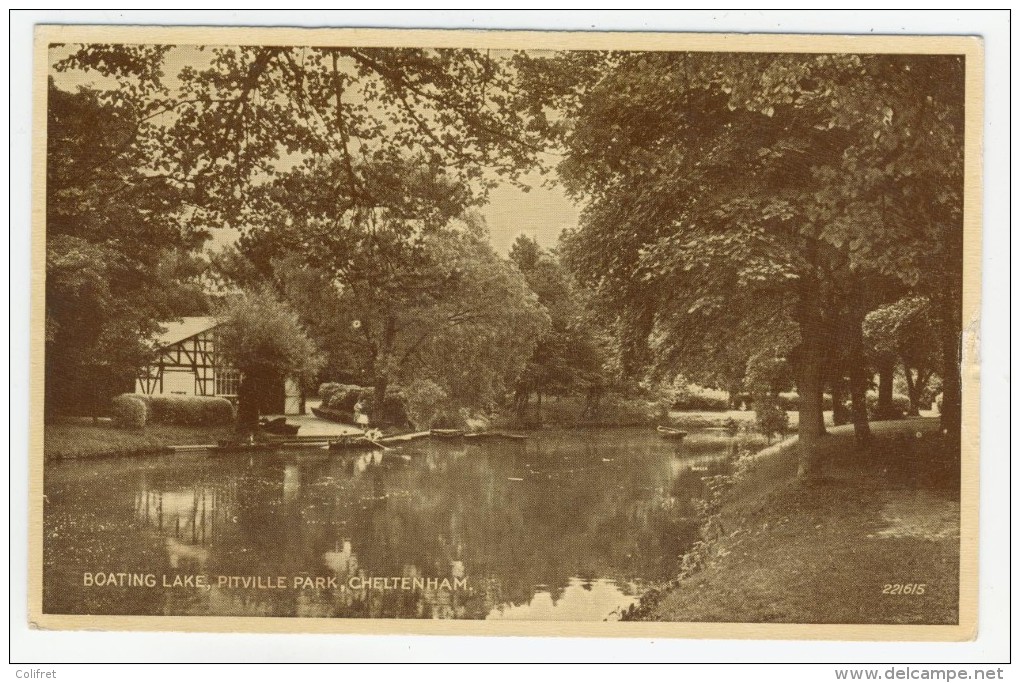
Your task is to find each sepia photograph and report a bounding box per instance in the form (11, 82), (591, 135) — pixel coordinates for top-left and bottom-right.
(28, 24), (983, 641)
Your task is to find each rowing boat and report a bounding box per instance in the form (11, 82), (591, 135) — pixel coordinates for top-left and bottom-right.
(656, 425), (688, 440)
(311, 406), (349, 423)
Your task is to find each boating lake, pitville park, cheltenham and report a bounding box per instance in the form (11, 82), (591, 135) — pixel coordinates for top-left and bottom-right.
(43, 428), (734, 621)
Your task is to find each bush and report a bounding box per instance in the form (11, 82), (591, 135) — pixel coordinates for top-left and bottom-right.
(671, 385), (730, 412)
(144, 395), (235, 427)
(865, 391), (911, 418)
(322, 383), (411, 427)
(111, 394), (148, 429)
(322, 384), (367, 414)
(404, 379), (448, 430)
(365, 386), (410, 427)
(600, 395), (663, 426)
(755, 400), (789, 441)
(318, 382), (346, 405)
(775, 391), (799, 411)
(732, 393), (753, 410)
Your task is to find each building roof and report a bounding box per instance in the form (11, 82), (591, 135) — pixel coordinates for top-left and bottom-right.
(154, 316), (218, 348)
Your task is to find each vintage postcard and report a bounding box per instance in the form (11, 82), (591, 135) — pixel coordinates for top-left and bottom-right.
(29, 25), (983, 640)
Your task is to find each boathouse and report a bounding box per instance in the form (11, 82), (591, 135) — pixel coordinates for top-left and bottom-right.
(136, 317), (304, 415)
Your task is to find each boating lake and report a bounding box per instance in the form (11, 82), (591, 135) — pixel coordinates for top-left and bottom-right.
(43, 428), (734, 621)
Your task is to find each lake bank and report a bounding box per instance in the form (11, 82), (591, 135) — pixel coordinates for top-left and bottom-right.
(629, 418), (961, 624)
(43, 421), (237, 460)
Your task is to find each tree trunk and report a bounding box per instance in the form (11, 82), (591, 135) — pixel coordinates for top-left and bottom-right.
(583, 386), (602, 420)
(514, 388), (530, 423)
(797, 338), (826, 478)
(535, 390), (543, 426)
(939, 324), (962, 441)
(796, 268), (827, 479)
(370, 315), (397, 424)
(846, 299), (872, 446)
(849, 355), (872, 447)
(831, 379), (850, 426)
(373, 378), (388, 423)
(236, 375), (260, 434)
(903, 365), (922, 416)
(875, 359), (896, 420)
(817, 383), (827, 435)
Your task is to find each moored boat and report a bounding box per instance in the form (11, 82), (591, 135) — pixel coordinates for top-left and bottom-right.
(311, 405), (349, 423)
(430, 428), (466, 439)
(260, 416), (300, 436)
(656, 425), (688, 440)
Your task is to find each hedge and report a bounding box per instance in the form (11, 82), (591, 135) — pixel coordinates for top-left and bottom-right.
(111, 394), (235, 428)
(671, 388), (730, 412)
(111, 394), (148, 429)
(145, 395), (235, 426)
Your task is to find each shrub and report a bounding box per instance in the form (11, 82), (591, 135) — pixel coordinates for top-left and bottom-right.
(318, 382), (346, 405)
(323, 384), (410, 427)
(365, 386), (410, 427)
(755, 400), (789, 442)
(144, 395), (235, 427)
(601, 395), (662, 426)
(921, 376), (943, 406)
(732, 393), (753, 410)
(671, 385), (730, 412)
(322, 384), (367, 414)
(673, 391), (730, 411)
(111, 394), (148, 429)
(865, 391), (911, 418)
(404, 379), (448, 430)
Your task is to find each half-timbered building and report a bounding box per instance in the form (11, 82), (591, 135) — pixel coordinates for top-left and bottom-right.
(136, 317), (304, 415)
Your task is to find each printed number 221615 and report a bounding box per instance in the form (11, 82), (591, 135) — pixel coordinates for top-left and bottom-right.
(882, 583), (927, 595)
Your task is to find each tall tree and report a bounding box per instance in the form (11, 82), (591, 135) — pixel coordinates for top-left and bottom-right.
(54, 45), (557, 226)
(864, 296), (940, 416)
(505, 238), (607, 426)
(544, 52), (965, 475)
(49, 44), (557, 412)
(45, 81), (209, 416)
(214, 288), (323, 431)
(227, 161), (549, 412)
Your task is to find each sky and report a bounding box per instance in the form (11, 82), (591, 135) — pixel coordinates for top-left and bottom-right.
(481, 170), (578, 254)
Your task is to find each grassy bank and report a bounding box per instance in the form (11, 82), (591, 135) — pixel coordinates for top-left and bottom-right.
(632, 418), (960, 625)
(44, 420), (235, 460)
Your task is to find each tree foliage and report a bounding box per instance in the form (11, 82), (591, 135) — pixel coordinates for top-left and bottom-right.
(508, 235), (622, 424)
(45, 81), (209, 416)
(223, 159), (550, 413)
(48, 44), (559, 415)
(54, 44), (556, 224)
(543, 51), (965, 473)
(214, 288), (323, 429)
(864, 296), (939, 415)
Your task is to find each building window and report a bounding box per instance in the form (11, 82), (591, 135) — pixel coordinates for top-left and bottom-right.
(215, 369), (240, 398)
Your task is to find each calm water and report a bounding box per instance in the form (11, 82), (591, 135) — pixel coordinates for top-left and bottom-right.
(44, 429), (732, 621)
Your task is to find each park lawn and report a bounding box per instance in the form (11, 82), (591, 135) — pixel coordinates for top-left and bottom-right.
(640, 418), (961, 625)
(44, 420), (235, 460)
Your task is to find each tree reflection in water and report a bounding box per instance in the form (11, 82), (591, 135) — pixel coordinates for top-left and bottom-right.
(43, 429), (733, 620)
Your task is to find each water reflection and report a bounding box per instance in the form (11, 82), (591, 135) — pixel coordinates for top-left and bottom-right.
(44, 429), (733, 620)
